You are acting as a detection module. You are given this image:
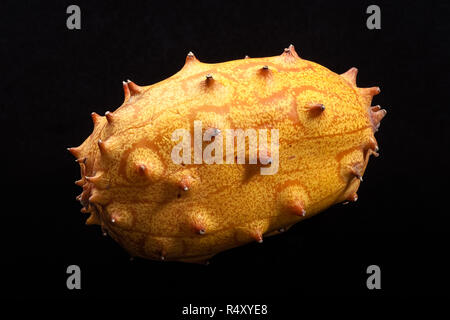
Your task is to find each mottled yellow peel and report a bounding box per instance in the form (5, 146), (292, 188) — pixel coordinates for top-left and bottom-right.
(69, 45), (386, 263)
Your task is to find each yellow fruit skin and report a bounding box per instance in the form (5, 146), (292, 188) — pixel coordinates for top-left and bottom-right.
(69, 45), (386, 263)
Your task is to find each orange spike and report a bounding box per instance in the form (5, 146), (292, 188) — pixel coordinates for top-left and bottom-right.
(205, 74), (214, 86)
(89, 190), (107, 204)
(281, 44), (299, 60)
(358, 87), (380, 106)
(105, 111), (114, 124)
(122, 81), (130, 102)
(86, 213), (100, 225)
(79, 188), (91, 207)
(251, 231), (263, 243)
(259, 65), (272, 77)
(75, 179), (84, 186)
(91, 112), (101, 125)
(288, 199), (306, 217)
(370, 149), (380, 158)
(204, 127), (221, 141)
(136, 164), (152, 179)
(307, 103), (325, 114)
(370, 108), (387, 131)
(179, 175), (192, 191)
(371, 105), (381, 112)
(190, 211), (207, 235)
(259, 150), (272, 165)
(97, 139), (107, 155)
(126, 80), (142, 95)
(137, 164), (147, 175)
(192, 221), (206, 235)
(184, 51), (199, 67)
(361, 86), (381, 97)
(75, 157), (87, 164)
(85, 172), (103, 184)
(340, 67), (358, 86)
(160, 249), (167, 261)
(88, 194), (98, 203)
(67, 147), (81, 158)
(347, 193), (358, 202)
(367, 136), (379, 152)
(350, 165), (364, 181)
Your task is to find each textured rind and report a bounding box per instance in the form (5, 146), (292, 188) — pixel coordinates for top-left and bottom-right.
(69, 45), (386, 263)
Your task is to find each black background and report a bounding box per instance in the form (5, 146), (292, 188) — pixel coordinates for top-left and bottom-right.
(0, 0), (448, 305)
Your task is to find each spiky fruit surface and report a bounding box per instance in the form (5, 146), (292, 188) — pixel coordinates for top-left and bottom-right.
(69, 45), (386, 263)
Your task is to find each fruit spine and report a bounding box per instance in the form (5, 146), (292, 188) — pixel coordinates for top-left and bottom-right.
(68, 44), (386, 263)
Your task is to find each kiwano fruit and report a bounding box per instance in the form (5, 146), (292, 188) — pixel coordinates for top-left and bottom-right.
(68, 45), (386, 263)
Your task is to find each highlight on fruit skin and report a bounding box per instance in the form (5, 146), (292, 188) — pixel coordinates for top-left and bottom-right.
(68, 44), (386, 264)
